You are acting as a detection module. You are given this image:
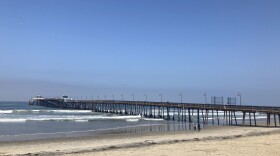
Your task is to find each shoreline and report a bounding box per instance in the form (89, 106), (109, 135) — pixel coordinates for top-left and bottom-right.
(1, 126), (280, 155)
(0, 123), (193, 142)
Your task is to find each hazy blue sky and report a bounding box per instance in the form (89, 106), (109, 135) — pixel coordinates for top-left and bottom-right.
(0, 0), (280, 105)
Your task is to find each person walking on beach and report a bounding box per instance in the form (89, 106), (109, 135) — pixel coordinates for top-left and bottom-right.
(193, 123), (196, 131)
(197, 123), (201, 132)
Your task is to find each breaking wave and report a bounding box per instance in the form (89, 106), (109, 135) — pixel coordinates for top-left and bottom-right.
(0, 110), (13, 114)
(0, 109), (93, 114)
(0, 114), (141, 123)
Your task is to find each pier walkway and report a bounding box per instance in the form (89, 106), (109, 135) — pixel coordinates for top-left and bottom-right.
(30, 98), (280, 127)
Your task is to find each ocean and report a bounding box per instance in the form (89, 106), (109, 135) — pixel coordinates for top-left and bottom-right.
(0, 101), (183, 142)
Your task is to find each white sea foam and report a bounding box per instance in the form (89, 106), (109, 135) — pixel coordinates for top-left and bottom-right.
(207, 116), (268, 120)
(143, 118), (164, 121)
(234, 116), (268, 120)
(14, 109), (28, 112)
(126, 119), (139, 122)
(0, 119), (26, 122)
(75, 120), (89, 122)
(45, 110), (92, 113)
(0, 114), (142, 123)
(9, 109), (93, 114)
(26, 118), (69, 121)
(95, 115), (141, 120)
(0, 110), (13, 114)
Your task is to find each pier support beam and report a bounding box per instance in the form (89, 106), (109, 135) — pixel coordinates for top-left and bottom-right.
(212, 110), (214, 125)
(253, 113), (257, 126)
(274, 114), (277, 127)
(217, 110), (220, 125)
(197, 109), (200, 124)
(188, 108), (191, 123)
(172, 107), (175, 121)
(249, 112), (252, 126)
(234, 111), (237, 125)
(177, 108), (180, 122)
(267, 114), (271, 127)
(279, 114), (280, 126)
(202, 109), (205, 124)
(242, 112), (246, 126)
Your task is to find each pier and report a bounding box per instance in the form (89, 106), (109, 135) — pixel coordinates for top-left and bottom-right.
(30, 98), (280, 127)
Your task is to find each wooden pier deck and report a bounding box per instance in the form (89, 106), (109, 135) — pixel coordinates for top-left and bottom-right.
(30, 98), (280, 127)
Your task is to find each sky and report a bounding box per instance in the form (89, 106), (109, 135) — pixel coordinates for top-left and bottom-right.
(0, 0), (280, 105)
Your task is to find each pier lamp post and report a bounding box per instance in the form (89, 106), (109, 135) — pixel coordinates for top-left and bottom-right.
(144, 94), (147, 102)
(104, 95), (107, 100)
(204, 92), (207, 104)
(132, 94), (135, 101)
(121, 94), (123, 101)
(112, 95), (115, 101)
(159, 93), (162, 102)
(179, 93), (183, 104)
(237, 92), (242, 106)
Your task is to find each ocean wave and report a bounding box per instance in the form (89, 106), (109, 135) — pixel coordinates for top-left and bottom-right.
(0, 109), (93, 114)
(44, 110), (93, 113)
(95, 115), (141, 120)
(74, 120), (89, 122)
(126, 119), (139, 122)
(234, 116), (267, 120)
(0, 110), (13, 114)
(0, 119), (26, 122)
(143, 118), (164, 121)
(0, 114), (142, 122)
(207, 116), (268, 120)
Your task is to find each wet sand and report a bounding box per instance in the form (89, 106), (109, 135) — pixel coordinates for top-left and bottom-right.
(0, 126), (280, 156)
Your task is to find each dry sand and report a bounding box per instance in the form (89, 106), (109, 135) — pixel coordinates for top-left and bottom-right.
(0, 126), (280, 156)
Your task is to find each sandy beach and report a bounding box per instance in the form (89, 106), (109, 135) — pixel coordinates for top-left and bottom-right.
(0, 126), (280, 156)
